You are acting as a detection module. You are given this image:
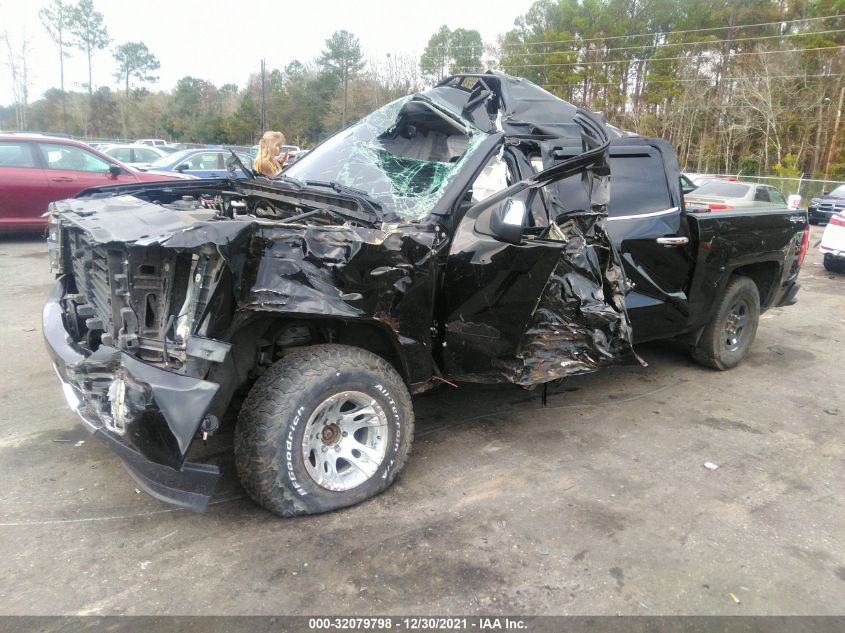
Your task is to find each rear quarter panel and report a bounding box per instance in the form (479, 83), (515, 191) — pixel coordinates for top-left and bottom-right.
(686, 207), (807, 327)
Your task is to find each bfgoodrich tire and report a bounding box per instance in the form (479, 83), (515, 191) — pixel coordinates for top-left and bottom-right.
(234, 344), (414, 516)
(692, 276), (760, 370)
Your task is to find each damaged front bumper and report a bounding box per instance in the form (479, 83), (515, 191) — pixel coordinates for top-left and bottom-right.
(43, 278), (220, 512)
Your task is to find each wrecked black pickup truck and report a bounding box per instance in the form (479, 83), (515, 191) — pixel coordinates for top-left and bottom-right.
(43, 72), (810, 516)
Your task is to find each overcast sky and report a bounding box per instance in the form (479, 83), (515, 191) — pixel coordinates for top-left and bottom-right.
(0, 0), (536, 106)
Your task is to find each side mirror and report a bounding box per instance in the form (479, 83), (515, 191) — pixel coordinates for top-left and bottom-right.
(822, 190), (831, 196)
(681, 185), (696, 195)
(488, 198), (527, 244)
(175, 163), (189, 172)
(108, 164), (123, 177)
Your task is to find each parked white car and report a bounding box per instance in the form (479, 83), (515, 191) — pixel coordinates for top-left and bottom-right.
(98, 144), (168, 170)
(820, 211), (845, 273)
(684, 181), (788, 211)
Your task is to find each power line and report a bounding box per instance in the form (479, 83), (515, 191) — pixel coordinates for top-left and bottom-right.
(496, 27), (845, 57)
(431, 22), (845, 56)
(438, 13), (845, 52)
(424, 45), (844, 72)
(537, 72), (845, 90)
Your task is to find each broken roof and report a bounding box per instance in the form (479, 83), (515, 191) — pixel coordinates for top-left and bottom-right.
(426, 70), (630, 141)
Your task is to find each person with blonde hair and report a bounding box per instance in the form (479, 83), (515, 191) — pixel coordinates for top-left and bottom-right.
(253, 130), (288, 178)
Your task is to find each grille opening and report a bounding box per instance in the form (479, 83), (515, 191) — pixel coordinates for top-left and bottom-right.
(144, 294), (158, 327)
(139, 264), (156, 275)
(86, 328), (103, 351)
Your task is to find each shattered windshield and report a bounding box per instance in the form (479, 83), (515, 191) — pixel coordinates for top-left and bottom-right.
(283, 96), (487, 220)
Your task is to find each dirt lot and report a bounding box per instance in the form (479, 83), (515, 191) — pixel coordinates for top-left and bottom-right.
(0, 226), (843, 616)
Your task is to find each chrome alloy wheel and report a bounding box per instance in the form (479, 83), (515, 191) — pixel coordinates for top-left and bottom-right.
(724, 299), (750, 351)
(301, 391), (389, 491)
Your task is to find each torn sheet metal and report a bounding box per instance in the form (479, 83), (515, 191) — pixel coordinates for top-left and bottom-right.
(245, 223), (439, 339)
(504, 214), (641, 385)
(54, 197), (439, 361)
(432, 73), (634, 386)
(441, 207), (640, 386)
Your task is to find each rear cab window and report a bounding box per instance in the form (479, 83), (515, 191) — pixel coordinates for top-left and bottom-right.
(533, 145), (675, 223)
(754, 187), (771, 203)
(606, 151), (673, 218)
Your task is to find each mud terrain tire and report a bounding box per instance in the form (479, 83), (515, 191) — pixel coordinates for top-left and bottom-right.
(235, 344), (414, 516)
(691, 276), (760, 370)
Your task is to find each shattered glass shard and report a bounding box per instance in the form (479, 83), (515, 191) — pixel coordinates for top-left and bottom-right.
(373, 149), (452, 197)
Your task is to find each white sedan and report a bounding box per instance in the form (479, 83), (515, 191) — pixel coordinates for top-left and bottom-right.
(98, 144), (168, 170)
(685, 181), (788, 211)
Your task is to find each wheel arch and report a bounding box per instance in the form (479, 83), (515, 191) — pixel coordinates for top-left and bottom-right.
(207, 311), (433, 421)
(227, 310), (429, 385)
(682, 260), (776, 347)
(729, 260), (781, 309)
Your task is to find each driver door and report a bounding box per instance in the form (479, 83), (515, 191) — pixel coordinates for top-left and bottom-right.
(439, 150), (628, 384)
(440, 205), (566, 382)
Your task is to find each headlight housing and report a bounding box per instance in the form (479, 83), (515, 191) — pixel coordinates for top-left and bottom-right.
(46, 204), (64, 275)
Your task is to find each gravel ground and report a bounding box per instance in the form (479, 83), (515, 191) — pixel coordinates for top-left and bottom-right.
(0, 225), (843, 616)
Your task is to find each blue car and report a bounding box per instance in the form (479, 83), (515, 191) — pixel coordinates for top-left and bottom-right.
(145, 148), (254, 179)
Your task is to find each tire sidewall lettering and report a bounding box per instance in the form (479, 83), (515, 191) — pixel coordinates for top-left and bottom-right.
(374, 383), (402, 479)
(237, 346), (414, 516)
(285, 405), (308, 497)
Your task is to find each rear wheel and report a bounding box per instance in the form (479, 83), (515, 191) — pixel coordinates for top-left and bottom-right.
(234, 344), (414, 516)
(692, 276), (760, 370)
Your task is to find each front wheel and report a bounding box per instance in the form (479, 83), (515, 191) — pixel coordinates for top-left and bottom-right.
(235, 344), (414, 516)
(691, 276), (760, 370)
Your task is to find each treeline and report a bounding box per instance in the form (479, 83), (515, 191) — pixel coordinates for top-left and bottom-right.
(498, 0), (845, 179)
(2, 0), (843, 180)
(1, 0), (427, 147)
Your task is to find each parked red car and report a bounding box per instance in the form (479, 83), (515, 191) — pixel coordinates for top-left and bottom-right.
(0, 134), (180, 232)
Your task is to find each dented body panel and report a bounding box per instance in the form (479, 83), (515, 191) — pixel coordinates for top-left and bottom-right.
(42, 72), (807, 510)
